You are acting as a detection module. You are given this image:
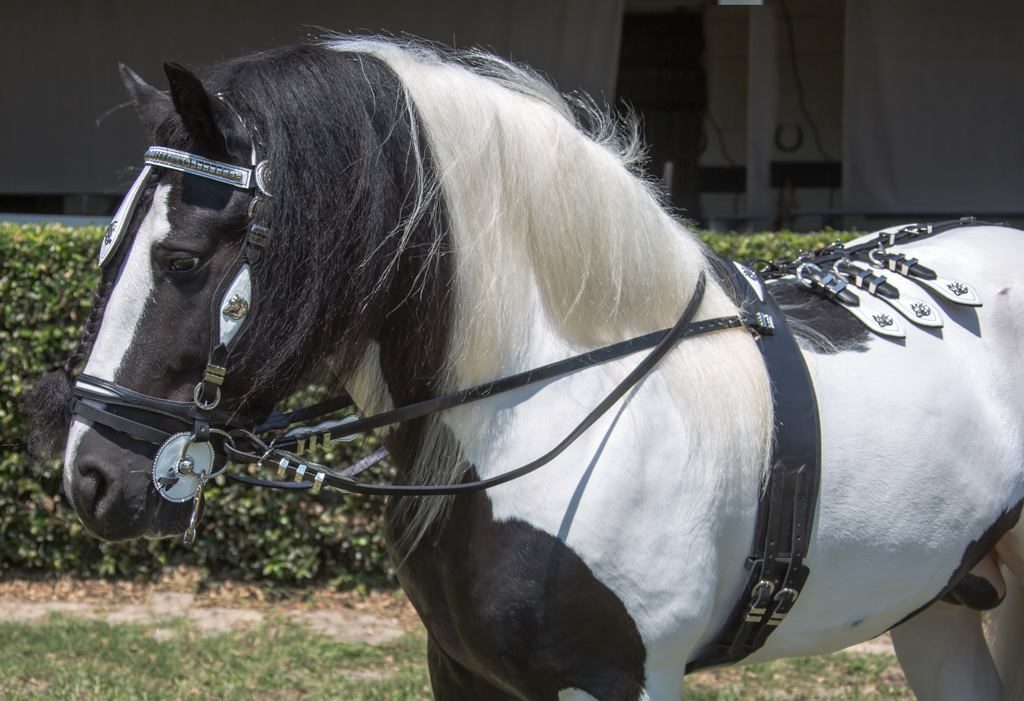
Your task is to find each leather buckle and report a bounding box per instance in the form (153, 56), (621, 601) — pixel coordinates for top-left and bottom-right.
(744, 580), (776, 624)
(767, 587), (799, 626)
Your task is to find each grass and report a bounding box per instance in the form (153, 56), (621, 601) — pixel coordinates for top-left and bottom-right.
(0, 616), (911, 700)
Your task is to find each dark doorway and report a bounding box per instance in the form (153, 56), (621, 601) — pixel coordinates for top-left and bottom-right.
(616, 11), (707, 221)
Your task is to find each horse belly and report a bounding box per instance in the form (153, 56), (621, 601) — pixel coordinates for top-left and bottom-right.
(752, 225), (1024, 660)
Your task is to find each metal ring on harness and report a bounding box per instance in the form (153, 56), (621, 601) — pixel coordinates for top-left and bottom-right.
(193, 382), (221, 411)
(867, 246), (886, 267)
(794, 261), (820, 288)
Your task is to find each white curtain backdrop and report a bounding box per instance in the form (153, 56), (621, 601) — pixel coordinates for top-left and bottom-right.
(843, 0), (1024, 214)
(0, 0), (624, 194)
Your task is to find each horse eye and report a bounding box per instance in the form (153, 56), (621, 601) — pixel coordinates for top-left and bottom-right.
(168, 257), (200, 273)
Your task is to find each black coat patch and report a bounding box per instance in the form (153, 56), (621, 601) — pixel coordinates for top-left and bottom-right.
(769, 280), (873, 354)
(387, 471), (647, 701)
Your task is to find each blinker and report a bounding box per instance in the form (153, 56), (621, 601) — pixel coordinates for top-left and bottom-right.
(99, 165), (154, 267)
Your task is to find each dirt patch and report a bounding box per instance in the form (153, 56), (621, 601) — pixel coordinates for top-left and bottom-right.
(0, 570), (897, 655)
(0, 569), (419, 644)
(842, 633), (895, 656)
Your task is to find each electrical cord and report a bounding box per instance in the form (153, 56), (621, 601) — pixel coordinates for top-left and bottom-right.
(779, 0), (834, 162)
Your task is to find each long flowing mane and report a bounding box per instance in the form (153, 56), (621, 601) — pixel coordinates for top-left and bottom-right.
(121, 37), (773, 550)
(318, 38), (773, 549)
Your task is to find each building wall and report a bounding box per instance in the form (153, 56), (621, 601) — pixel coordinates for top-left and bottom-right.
(700, 0), (845, 227)
(843, 0), (1024, 221)
(0, 0), (623, 198)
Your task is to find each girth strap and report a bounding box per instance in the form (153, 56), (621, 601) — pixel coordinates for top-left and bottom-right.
(686, 260), (821, 673)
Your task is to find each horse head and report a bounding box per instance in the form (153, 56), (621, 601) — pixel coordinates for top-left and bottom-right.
(27, 45), (450, 541)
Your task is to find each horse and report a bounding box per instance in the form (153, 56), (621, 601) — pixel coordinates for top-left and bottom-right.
(25, 36), (1024, 700)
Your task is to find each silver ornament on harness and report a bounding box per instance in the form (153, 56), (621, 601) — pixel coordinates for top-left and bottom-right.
(222, 294), (249, 321)
(152, 432), (215, 503)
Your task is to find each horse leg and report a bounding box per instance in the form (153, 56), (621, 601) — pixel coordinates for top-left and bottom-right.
(640, 666), (684, 701)
(992, 523), (1024, 701)
(427, 637), (523, 701)
(890, 600), (1002, 700)
(946, 552), (1006, 610)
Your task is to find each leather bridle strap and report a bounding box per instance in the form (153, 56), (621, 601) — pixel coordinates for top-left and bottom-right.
(226, 270), (763, 496)
(73, 400), (178, 445)
(263, 298), (769, 451)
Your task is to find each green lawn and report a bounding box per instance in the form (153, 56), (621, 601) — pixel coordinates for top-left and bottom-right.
(0, 616), (911, 700)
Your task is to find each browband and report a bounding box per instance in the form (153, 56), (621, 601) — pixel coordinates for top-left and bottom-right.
(144, 146), (256, 190)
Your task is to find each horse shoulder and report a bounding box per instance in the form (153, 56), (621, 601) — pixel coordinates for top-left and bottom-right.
(389, 482), (648, 700)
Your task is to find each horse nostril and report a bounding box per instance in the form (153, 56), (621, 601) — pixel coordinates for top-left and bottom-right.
(76, 464), (111, 514)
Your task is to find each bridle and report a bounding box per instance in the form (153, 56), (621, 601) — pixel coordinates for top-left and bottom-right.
(70, 96), (774, 545)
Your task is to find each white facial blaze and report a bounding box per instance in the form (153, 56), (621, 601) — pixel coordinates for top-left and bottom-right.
(63, 184), (173, 479)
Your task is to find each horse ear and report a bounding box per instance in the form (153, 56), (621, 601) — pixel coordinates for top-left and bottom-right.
(162, 61), (227, 156)
(119, 64), (171, 139)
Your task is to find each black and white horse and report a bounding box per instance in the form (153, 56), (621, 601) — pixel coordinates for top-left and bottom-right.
(30, 38), (1024, 700)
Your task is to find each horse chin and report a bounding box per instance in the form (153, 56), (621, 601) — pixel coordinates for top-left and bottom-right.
(67, 456), (195, 543)
(73, 496), (194, 543)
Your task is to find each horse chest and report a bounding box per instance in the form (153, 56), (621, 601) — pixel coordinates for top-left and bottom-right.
(385, 484), (648, 698)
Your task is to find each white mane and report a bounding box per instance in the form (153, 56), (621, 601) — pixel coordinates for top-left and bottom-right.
(329, 37), (774, 550)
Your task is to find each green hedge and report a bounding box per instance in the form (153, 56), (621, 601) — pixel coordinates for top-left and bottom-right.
(0, 222), (857, 584)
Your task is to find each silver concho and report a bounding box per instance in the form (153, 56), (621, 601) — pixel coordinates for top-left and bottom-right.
(254, 160), (272, 197)
(152, 433), (215, 503)
(222, 294), (250, 321)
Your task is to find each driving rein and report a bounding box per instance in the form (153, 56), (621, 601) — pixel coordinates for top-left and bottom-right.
(69, 99), (820, 669)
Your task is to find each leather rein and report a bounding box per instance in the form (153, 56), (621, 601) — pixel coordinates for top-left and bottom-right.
(73, 270), (775, 497)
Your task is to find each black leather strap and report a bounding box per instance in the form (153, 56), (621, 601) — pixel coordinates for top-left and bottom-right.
(73, 399), (177, 445)
(229, 272), (755, 496)
(686, 260), (821, 673)
(268, 309), (759, 451)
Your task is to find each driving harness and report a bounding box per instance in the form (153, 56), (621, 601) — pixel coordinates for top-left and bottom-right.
(70, 97), (823, 669)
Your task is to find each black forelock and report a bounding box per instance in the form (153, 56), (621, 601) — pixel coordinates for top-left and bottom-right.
(176, 42), (453, 407)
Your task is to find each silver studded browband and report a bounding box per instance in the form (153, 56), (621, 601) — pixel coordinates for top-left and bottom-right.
(144, 146), (256, 189)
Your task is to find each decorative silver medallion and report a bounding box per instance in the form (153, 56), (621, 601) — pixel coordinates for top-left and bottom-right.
(222, 294), (250, 321)
(910, 302), (932, 318)
(152, 433), (215, 503)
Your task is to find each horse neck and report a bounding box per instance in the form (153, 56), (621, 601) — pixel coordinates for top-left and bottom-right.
(340, 44), (775, 548)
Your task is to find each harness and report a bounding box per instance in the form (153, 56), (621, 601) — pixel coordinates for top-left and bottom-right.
(71, 101), (825, 669)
